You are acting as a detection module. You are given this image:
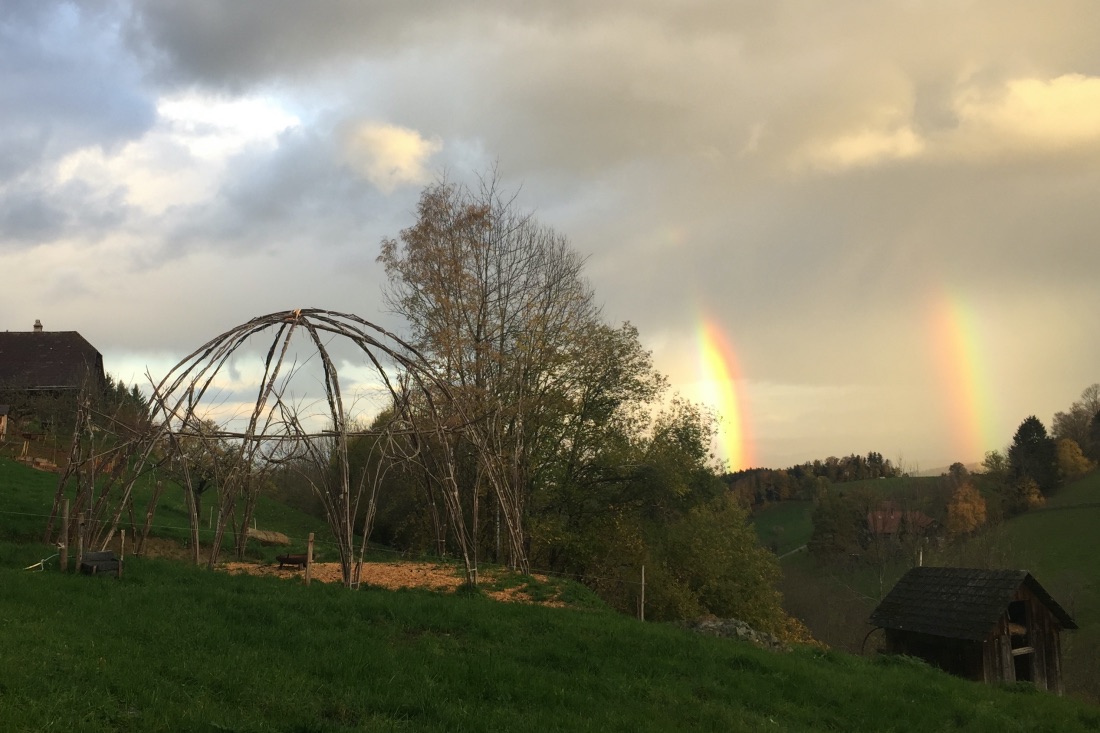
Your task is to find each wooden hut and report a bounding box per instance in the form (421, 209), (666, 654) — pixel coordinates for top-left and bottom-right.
(869, 567), (1077, 694)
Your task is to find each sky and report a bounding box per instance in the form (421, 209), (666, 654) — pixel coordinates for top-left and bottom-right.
(3, 1), (1099, 473)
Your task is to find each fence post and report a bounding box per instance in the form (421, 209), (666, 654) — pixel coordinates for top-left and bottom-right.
(59, 498), (69, 572)
(305, 532), (314, 586)
(640, 564), (645, 622)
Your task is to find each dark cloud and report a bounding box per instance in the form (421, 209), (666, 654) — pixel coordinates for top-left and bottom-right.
(0, 188), (66, 243)
(0, 176), (131, 248)
(4, 0), (1100, 468)
(125, 0), (469, 88)
(0, 2), (156, 177)
(146, 125), (409, 266)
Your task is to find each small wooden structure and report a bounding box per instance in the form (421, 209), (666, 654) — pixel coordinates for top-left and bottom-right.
(79, 550), (121, 577)
(869, 567), (1077, 694)
(276, 553), (308, 570)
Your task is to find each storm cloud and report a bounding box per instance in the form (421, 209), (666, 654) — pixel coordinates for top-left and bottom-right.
(3, 0), (1098, 469)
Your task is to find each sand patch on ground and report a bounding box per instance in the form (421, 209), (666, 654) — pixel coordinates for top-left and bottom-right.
(218, 560), (565, 607)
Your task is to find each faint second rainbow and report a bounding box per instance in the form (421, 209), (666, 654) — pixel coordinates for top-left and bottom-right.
(697, 318), (755, 471)
(928, 293), (999, 463)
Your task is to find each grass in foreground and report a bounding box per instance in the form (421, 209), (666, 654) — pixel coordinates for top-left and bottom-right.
(1, 559), (1099, 732)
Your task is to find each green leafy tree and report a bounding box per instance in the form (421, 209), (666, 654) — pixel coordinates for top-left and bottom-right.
(1088, 409), (1100, 463)
(374, 171), (799, 625)
(947, 462), (969, 483)
(808, 492), (865, 560)
(654, 494), (787, 633)
(981, 449), (1009, 475)
(525, 321), (666, 567)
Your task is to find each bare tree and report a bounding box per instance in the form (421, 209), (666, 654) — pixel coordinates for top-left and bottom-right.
(378, 171), (599, 572)
(1052, 383), (1100, 447)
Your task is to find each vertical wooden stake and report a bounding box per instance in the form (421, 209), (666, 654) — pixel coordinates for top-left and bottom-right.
(120, 529), (125, 579)
(76, 512), (85, 570)
(640, 564), (646, 622)
(305, 532), (314, 587)
(59, 498), (69, 572)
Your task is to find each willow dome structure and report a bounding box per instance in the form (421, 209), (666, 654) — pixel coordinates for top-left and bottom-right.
(50, 309), (526, 587)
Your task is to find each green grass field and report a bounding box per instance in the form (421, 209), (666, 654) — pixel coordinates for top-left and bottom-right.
(751, 501), (813, 555)
(4, 458), (1100, 730)
(0, 456), (334, 564)
(3, 558), (1100, 732)
(836, 475), (941, 497)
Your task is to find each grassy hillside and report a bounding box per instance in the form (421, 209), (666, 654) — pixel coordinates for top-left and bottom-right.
(778, 470), (1100, 702)
(836, 475), (941, 497)
(751, 476), (943, 555)
(2, 559), (1099, 732)
(4, 458), (1100, 729)
(937, 471), (1100, 698)
(751, 501), (813, 555)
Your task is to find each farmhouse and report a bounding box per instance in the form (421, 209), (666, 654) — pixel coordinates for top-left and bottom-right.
(866, 501), (936, 539)
(0, 320), (104, 391)
(0, 320), (105, 434)
(869, 566), (1076, 694)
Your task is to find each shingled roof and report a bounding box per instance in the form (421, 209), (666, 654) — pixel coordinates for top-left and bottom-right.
(0, 330), (104, 390)
(869, 566), (1077, 641)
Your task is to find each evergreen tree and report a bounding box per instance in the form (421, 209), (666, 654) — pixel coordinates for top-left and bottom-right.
(1008, 415), (1059, 494)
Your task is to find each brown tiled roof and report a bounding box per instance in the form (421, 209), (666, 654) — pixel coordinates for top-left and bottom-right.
(0, 331), (104, 390)
(869, 566), (1077, 640)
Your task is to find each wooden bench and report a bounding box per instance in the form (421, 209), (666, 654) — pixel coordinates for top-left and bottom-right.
(276, 553), (308, 570)
(80, 550), (121, 577)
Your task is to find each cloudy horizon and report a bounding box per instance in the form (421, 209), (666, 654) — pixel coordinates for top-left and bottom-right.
(4, 1), (1098, 472)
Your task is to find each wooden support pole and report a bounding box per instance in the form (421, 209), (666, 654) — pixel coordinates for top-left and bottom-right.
(59, 498), (69, 572)
(76, 512), (85, 569)
(305, 532), (314, 587)
(640, 564), (645, 622)
(119, 529), (125, 579)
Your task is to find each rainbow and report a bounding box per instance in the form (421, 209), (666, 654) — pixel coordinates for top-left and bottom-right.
(697, 319), (755, 471)
(928, 294), (999, 463)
